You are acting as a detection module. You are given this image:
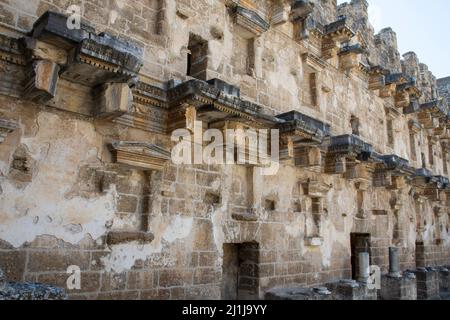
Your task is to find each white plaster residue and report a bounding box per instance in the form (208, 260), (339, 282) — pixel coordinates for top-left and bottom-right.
(101, 242), (155, 273)
(102, 215), (194, 273)
(162, 215), (193, 242)
(0, 112), (116, 247)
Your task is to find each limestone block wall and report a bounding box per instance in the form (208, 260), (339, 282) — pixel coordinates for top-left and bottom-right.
(0, 0), (449, 300)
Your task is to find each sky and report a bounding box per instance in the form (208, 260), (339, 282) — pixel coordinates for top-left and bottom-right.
(337, 0), (450, 79)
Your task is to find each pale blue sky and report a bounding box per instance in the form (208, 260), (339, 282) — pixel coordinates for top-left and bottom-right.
(338, 0), (450, 79)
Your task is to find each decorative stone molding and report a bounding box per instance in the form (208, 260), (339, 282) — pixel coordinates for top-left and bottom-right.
(301, 52), (326, 73)
(228, 1), (270, 39)
(325, 135), (374, 175)
(166, 78), (280, 132)
(322, 17), (355, 60)
(277, 111), (330, 167)
(373, 155), (415, 189)
(338, 44), (365, 73)
(0, 11), (144, 117)
(395, 79), (421, 109)
(379, 73), (408, 98)
(417, 99), (448, 129)
(0, 118), (18, 144)
(109, 141), (171, 172)
(368, 66), (387, 91)
(271, 2), (291, 26)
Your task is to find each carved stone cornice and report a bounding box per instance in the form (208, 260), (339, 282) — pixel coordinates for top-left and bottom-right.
(291, 0), (315, 21)
(277, 111), (330, 145)
(327, 135), (373, 159)
(417, 99), (448, 129)
(325, 135), (375, 175)
(0, 34), (28, 66)
(324, 17), (355, 41)
(338, 44), (365, 73)
(0, 11), (144, 114)
(0, 118), (18, 144)
(109, 141), (171, 171)
(228, 1), (270, 39)
(301, 52), (326, 73)
(408, 119), (422, 133)
(167, 78), (280, 130)
(373, 154), (415, 189)
(368, 65), (388, 91)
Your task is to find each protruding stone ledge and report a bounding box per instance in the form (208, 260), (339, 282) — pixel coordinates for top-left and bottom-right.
(109, 141), (171, 172)
(106, 231), (155, 246)
(374, 154), (415, 180)
(228, 1), (270, 39)
(324, 17), (355, 40)
(0, 118), (18, 144)
(368, 65), (388, 91)
(0, 11), (144, 115)
(232, 211), (258, 222)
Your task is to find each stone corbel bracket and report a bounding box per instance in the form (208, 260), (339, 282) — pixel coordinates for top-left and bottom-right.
(422, 175), (449, 202)
(0, 11), (144, 117)
(417, 99), (448, 129)
(408, 119), (422, 134)
(325, 135), (374, 175)
(115, 81), (169, 134)
(379, 73), (408, 99)
(167, 78), (280, 132)
(373, 154), (415, 189)
(301, 52), (326, 73)
(395, 79), (421, 109)
(276, 111), (330, 168)
(338, 44), (366, 73)
(109, 141), (171, 172)
(410, 168), (434, 199)
(228, 1), (270, 39)
(368, 65), (388, 91)
(322, 17), (355, 60)
(0, 118), (19, 144)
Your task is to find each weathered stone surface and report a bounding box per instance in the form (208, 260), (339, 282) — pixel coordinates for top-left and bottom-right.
(380, 273), (417, 300)
(0, 0), (448, 301)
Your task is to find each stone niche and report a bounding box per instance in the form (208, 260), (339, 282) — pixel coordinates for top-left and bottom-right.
(301, 179), (332, 247)
(106, 141), (171, 246)
(0, 11), (144, 117)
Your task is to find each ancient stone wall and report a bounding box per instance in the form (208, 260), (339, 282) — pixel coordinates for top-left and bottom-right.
(0, 0), (449, 300)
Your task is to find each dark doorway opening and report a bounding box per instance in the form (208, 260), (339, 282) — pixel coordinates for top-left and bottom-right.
(222, 242), (260, 300)
(350, 233), (371, 280)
